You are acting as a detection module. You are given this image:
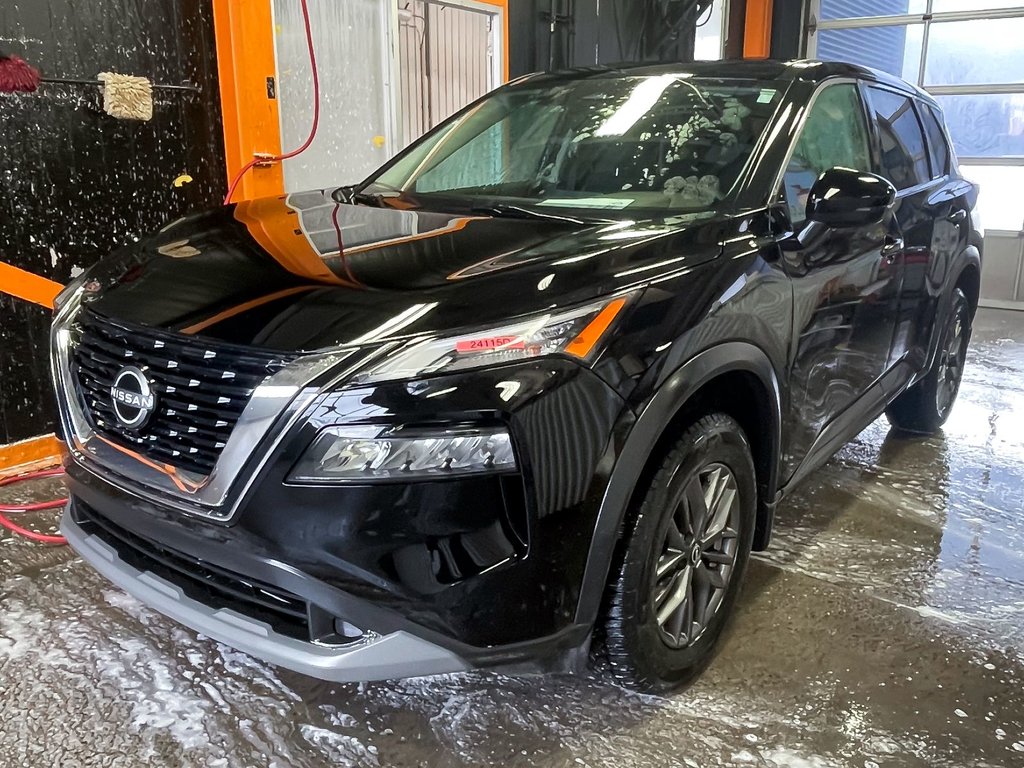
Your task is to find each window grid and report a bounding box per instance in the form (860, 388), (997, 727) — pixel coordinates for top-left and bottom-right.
(807, 0), (1024, 166)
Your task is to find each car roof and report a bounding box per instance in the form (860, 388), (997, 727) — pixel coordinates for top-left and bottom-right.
(513, 58), (938, 107)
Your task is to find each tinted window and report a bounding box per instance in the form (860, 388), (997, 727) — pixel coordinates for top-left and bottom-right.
(921, 104), (952, 178)
(867, 87), (930, 189)
(782, 83), (872, 226)
(373, 77), (783, 217)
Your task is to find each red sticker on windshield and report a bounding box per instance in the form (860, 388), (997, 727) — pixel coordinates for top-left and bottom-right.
(456, 336), (525, 353)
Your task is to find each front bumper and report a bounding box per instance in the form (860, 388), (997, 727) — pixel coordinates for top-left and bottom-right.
(62, 505), (469, 681)
(59, 358), (631, 680)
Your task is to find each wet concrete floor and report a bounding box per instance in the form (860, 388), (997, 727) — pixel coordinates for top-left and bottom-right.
(1, 308), (1023, 767)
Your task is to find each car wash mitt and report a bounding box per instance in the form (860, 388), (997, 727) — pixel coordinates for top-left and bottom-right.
(0, 51), (41, 93)
(97, 72), (153, 120)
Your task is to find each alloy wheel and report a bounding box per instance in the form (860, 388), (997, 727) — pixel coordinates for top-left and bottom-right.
(651, 463), (740, 649)
(936, 304), (967, 419)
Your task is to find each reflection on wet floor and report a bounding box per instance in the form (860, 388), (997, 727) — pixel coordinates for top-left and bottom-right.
(2, 309), (1024, 767)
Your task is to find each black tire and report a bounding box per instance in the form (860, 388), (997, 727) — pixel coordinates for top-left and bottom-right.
(886, 287), (971, 434)
(601, 413), (757, 692)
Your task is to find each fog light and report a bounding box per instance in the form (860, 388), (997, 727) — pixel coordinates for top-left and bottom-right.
(288, 426), (516, 482)
(334, 619), (363, 640)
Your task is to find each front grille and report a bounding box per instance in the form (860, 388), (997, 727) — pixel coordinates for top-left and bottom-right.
(71, 308), (293, 476)
(73, 500), (312, 642)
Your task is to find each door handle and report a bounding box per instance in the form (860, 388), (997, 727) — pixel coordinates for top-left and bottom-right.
(948, 209), (968, 224)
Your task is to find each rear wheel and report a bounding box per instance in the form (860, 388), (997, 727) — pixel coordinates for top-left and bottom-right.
(886, 287), (971, 434)
(601, 413), (757, 692)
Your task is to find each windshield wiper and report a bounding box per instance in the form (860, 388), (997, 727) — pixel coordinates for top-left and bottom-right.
(470, 203), (587, 224)
(352, 190), (401, 206)
(333, 182), (403, 206)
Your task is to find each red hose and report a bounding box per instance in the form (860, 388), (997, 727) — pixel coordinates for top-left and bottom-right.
(222, 0), (320, 205)
(0, 467), (68, 545)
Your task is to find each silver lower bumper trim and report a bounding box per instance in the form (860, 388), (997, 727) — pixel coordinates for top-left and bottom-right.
(61, 507), (469, 682)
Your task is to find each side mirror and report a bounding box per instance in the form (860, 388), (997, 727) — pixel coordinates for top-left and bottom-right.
(806, 167), (896, 229)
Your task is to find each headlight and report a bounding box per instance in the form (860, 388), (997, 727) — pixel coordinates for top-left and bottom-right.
(288, 425), (516, 482)
(349, 294), (630, 385)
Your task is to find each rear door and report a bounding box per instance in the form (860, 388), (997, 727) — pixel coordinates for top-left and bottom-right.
(905, 101), (975, 374)
(779, 81), (903, 479)
(861, 85), (950, 381)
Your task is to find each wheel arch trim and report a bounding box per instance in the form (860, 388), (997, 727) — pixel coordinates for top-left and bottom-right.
(923, 245), (982, 374)
(574, 341), (782, 627)
(955, 249), (982, 314)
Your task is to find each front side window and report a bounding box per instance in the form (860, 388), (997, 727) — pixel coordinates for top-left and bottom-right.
(782, 83), (872, 226)
(370, 76), (784, 217)
(867, 86), (931, 189)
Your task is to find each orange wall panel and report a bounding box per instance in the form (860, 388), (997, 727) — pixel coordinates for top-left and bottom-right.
(212, 0), (285, 201)
(0, 262), (62, 308)
(743, 0), (774, 59)
(0, 435), (61, 477)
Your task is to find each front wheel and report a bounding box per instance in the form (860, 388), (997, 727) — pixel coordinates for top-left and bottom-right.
(601, 413), (757, 692)
(886, 287), (971, 434)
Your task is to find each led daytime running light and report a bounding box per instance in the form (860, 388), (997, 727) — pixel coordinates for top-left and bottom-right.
(289, 426), (516, 482)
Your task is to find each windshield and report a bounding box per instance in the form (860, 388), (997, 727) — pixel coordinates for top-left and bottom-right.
(369, 75), (784, 218)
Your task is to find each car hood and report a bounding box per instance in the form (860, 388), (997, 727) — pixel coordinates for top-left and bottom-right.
(80, 190), (725, 353)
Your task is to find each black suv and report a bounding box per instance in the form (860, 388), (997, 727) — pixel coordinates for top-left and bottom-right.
(52, 60), (980, 690)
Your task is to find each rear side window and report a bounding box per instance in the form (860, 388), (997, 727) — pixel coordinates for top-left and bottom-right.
(867, 86), (930, 189)
(921, 104), (952, 178)
(782, 83), (873, 226)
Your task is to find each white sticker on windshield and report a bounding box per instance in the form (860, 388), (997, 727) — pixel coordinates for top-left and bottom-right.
(757, 88), (776, 104)
(538, 197), (635, 209)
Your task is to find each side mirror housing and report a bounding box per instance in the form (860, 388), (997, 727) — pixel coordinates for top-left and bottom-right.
(806, 167), (896, 229)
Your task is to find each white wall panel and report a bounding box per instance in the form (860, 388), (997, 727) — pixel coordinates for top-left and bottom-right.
(274, 0), (395, 191)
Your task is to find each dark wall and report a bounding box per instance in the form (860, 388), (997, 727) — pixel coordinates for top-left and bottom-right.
(771, 0), (808, 60)
(0, 0), (226, 444)
(509, 0), (713, 77)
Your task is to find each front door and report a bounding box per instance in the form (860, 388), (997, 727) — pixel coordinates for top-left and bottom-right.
(779, 82), (903, 478)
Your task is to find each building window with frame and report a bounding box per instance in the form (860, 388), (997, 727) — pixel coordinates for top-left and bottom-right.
(808, 1), (1024, 230)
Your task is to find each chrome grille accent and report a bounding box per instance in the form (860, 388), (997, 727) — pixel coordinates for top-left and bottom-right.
(71, 309), (294, 476)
